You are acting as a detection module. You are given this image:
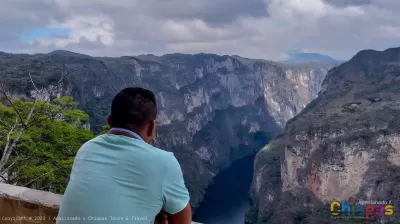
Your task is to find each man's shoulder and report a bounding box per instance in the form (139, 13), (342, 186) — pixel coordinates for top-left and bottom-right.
(129, 143), (179, 175)
(77, 134), (177, 163)
(78, 135), (105, 149)
(146, 144), (176, 162)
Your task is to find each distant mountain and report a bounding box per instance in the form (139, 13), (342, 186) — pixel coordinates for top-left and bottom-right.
(283, 51), (346, 64)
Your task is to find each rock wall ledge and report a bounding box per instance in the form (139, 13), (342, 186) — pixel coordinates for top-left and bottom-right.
(0, 183), (200, 224)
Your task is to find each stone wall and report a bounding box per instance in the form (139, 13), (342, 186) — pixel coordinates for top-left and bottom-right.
(0, 183), (60, 224)
(0, 183), (201, 224)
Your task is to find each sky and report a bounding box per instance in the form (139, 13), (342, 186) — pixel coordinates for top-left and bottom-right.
(0, 0), (399, 61)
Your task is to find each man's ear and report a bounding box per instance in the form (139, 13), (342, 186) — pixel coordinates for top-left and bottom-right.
(106, 114), (112, 127)
(147, 120), (156, 137)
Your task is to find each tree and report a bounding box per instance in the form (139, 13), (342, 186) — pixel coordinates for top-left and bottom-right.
(0, 71), (68, 172)
(0, 96), (95, 193)
(0, 71), (95, 193)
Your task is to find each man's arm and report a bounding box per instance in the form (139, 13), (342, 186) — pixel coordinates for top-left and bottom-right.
(168, 203), (192, 224)
(162, 155), (192, 224)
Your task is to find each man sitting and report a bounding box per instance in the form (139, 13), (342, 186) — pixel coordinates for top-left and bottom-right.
(57, 87), (192, 224)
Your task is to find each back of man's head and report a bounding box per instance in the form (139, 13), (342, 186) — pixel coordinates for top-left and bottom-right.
(110, 87), (157, 132)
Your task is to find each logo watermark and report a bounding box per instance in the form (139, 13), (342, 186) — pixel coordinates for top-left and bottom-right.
(330, 200), (394, 219)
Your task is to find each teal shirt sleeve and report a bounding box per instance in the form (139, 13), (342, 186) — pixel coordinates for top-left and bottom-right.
(162, 154), (190, 214)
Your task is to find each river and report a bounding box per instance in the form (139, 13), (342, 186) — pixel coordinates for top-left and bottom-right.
(193, 155), (255, 224)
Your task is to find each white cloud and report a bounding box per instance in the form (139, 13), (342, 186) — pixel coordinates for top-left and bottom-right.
(35, 15), (114, 47)
(0, 0), (399, 60)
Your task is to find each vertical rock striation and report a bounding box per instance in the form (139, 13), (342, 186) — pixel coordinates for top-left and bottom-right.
(249, 47), (400, 223)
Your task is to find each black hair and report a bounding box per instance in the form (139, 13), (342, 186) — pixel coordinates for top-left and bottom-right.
(110, 87), (157, 130)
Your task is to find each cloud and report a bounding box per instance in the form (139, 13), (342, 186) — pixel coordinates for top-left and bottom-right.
(322, 0), (372, 7)
(35, 15), (115, 47)
(0, 0), (399, 60)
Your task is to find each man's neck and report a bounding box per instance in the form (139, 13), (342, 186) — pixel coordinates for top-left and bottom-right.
(108, 128), (144, 141)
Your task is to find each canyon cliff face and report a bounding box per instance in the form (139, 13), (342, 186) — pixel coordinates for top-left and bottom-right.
(0, 50), (334, 208)
(249, 47), (400, 223)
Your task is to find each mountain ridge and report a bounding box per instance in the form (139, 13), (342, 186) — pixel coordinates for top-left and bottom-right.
(283, 51), (346, 64)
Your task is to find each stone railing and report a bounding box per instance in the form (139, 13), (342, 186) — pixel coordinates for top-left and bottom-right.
(0, 183), (201, 224)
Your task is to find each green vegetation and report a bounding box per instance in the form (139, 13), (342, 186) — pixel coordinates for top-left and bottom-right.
(0, 96), (95, 193)
(244, 206), (259, 224)
(342, 102), (362, 113)
(261, 144), (270, 151)
(258, 212), (273, 223)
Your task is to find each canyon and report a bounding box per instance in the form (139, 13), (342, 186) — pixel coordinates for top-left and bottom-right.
(0, 50), (335, 218)
(249, 47), (400, 224)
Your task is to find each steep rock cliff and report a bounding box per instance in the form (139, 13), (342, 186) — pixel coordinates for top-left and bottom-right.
(0, 51), (334, 208)
(249, 47), (400, 223)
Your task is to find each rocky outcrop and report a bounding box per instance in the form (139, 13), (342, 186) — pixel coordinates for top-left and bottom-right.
(249, 47), (400, 223)
(0, 183), (202, 224)
(0, 51), (335, 208)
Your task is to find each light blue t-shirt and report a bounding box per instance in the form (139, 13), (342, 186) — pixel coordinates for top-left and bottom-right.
(57, 134), (190, 223)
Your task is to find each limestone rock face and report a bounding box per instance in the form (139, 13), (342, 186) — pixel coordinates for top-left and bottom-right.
(0, 51), (335, 208)
(249, 47), (400, 223)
